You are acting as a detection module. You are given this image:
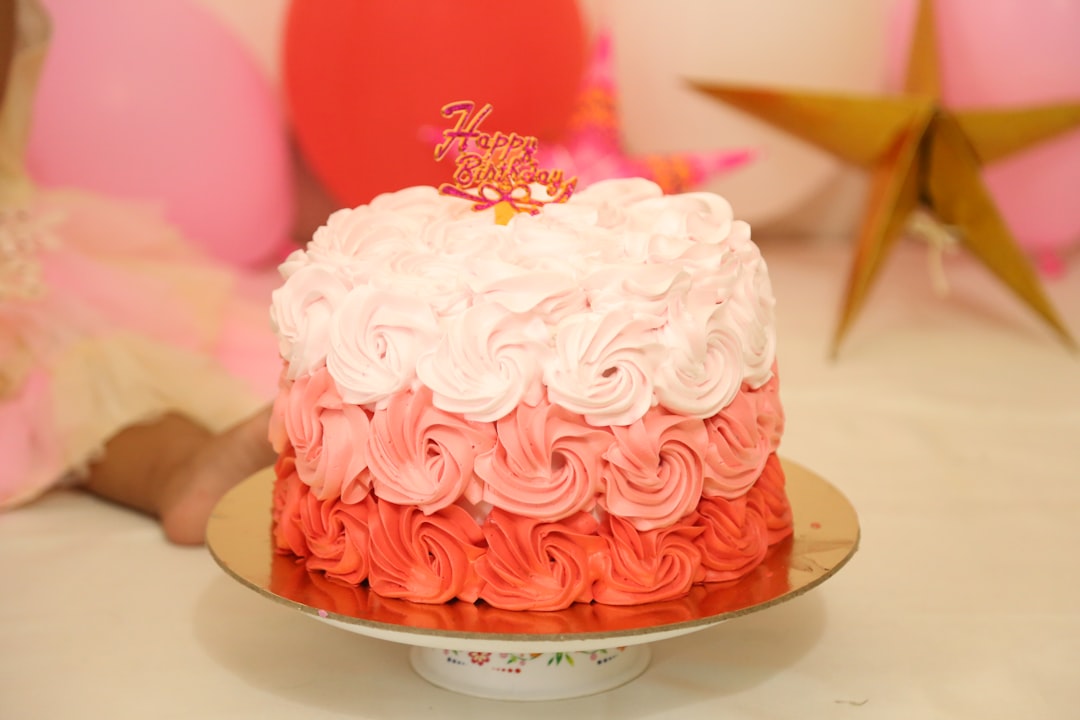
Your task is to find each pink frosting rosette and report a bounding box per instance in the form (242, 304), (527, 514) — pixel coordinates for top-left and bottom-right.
(748, 365), (785, 453)
(474, 400), (612, 521)
(272, 451), (309, 558)
(366, 499), (486, 604)
(367, 386), (497, 513)
(267, 371), (292, 455)
(748, 453), (793, 545)
(476, 509), (606, 611)
(592, 515), (704, 605)
(702, 390), (770, 499)
(692, 495), (769, 583)
(299, 488), (375, 586)
(600, 408), (707, 530)
(269, 367), (373, 503)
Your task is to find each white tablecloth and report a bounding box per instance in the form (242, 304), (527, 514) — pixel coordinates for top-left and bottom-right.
(3, 239), (1078, 719)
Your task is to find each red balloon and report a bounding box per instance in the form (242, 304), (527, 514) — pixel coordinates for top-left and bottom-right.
(283, 0), (587, 207)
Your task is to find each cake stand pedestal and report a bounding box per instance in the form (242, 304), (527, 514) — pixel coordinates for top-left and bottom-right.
(207, 459), (859, 701)
(409, 645), (651, 701)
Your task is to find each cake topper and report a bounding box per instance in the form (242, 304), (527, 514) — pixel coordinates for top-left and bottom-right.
(434, 101), (576, 224)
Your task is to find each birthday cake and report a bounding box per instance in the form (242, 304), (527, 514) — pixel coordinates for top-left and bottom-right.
(267, 103), (792, 611)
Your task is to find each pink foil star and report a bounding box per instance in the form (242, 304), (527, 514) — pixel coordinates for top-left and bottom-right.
(538, 28), (754, 193)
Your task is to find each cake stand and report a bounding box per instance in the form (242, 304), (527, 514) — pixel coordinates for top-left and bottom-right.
(207, 459), (859, 701)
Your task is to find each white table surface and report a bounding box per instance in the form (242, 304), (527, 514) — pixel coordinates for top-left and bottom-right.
(3, 238), (1078, 719)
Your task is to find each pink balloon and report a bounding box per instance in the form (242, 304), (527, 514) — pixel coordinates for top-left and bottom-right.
(27, 0), (294, 268)
(888, 0), (1080, 271)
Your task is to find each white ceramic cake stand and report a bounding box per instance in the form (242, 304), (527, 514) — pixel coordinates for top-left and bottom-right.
(207, 459), (859, 701)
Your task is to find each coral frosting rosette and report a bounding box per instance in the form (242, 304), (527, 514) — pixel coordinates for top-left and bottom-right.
(269, 178), (793, 610)
(476, 509), (605, 611)
(367, 500), (486, 604)
(592, 515), (704, 605)
(299, 491), (373, 586)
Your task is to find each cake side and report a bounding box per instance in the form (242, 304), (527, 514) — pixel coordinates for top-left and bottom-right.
(268, 178), (791, 610)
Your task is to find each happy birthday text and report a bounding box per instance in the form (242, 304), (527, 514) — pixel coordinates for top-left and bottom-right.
(434, 101), (576, 218)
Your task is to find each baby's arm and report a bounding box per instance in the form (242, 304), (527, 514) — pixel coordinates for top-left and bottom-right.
(86, 406), (274, 545)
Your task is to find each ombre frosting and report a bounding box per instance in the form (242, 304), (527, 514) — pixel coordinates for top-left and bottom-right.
(269, 178), (792, 610)
(271, 178), (778, 421)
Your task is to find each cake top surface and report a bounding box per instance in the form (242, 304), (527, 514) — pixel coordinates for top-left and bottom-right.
(271, 178), (776, 425)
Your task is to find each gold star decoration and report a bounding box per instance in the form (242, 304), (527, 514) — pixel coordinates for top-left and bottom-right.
(691, 0), (1079, 355)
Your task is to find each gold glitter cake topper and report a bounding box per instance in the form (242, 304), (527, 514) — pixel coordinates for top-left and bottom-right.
(434, 101), (576, 224)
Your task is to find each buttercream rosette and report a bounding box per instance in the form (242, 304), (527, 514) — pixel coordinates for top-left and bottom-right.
(269, 179), (777, 425)
(367, 500), (486, 604)
(269, 367), (372, 503)
(475, 509), (606, 611)
(270, 447), (793, 609)
(267, 178), (791, 610)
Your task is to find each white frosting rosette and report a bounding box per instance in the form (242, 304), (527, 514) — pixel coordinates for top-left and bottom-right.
(374, 253), (472, 318)
(653, 300), (744, 418)
(472, 269), (587, 327)
(504, 216), (615, 274)
(326, 287), (440, 408)
(543, 310), (663, 426)
(572, 176), (663, 206)
(277, 248), (309, 280)
(270, 264), (350, 378)
(415, 302), (550, 422)
(583, 263), (692, 320)
(275, 178), (777, 416)
(307, 205), (417, 270)
(724, 251), (777, 389)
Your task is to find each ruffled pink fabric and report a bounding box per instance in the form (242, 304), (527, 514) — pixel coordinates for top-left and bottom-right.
(1, 190), (282, 509)
(0, 369), (59, 507)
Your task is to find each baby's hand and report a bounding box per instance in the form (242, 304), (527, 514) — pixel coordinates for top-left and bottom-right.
(159, 406), (276, 545)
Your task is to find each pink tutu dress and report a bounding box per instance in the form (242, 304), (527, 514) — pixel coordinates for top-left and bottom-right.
(0, 0), (281, 508)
